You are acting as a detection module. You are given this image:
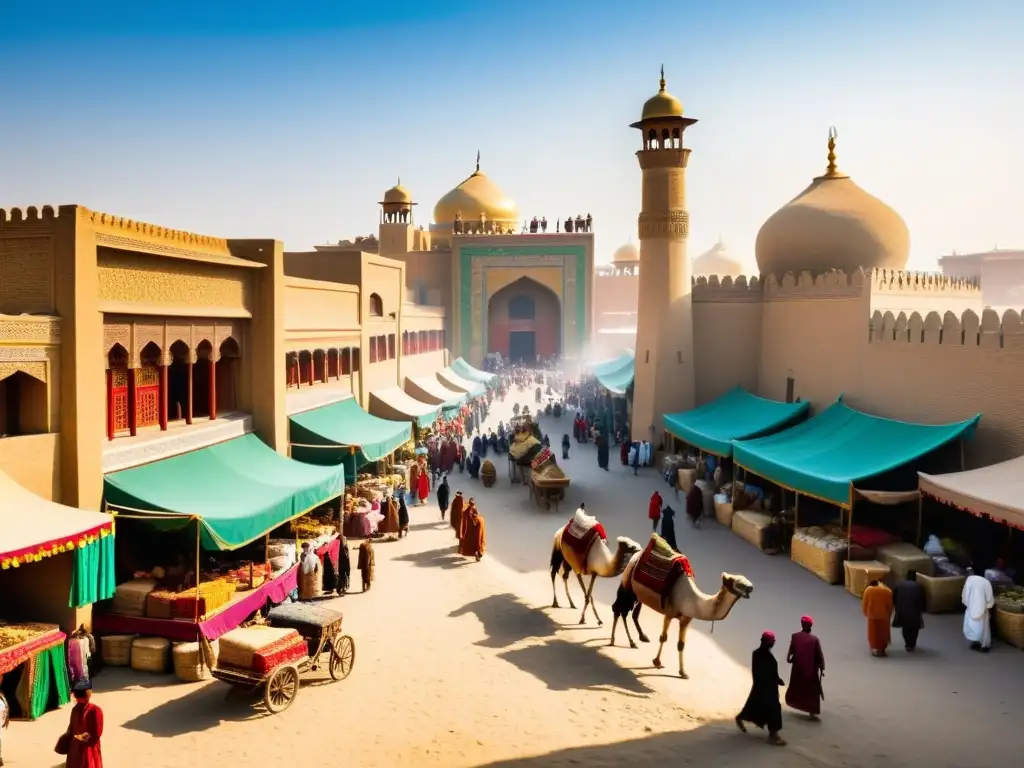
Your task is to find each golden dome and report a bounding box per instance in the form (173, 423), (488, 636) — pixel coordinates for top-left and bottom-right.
(381, 179), (413, 205)
(755, 129), (909, 276)
(612, 242), (639, 264)
(694, 238), (743, 278)
(640, 66), (684, 121)
(433, 153), (519, 226)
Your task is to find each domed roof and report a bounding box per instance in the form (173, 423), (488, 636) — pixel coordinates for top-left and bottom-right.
(640, 67), (684, 122)
(433, 153), (519, 226)
(755, 130), (909, 276)
(693, 238), (743, 277)
(381, 179), (413, 206)
(612, 242), (639, 264)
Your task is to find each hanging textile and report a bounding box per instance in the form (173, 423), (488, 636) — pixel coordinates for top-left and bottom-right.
(68, 531), (116, 608)
(14, 644), (70, 720)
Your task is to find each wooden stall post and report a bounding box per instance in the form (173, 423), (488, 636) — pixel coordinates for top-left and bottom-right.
(916, 492), (924, 547)
(846, 484), (855, 559)
(794, 493), (800, 528)
(193, 516), (202, 624)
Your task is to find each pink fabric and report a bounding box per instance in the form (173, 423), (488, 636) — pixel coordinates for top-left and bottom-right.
(93, 537), (341, 642)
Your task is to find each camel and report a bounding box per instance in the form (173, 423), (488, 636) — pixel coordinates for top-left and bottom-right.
(610, 548), (753, 679)
(549, 509), (642, 627)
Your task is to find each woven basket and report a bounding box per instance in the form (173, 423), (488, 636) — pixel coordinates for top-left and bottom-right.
(843, 560), (891, 597)
(677, 468), (696, 495)
(714, 498), (734, 528)
(131, 637), (171, 673)
(875, 543), (933, 582)
(173, 641), (209, 682)
(145, 590), (175, 620)
(731, 510), (770, 551)
(101, 634), (136, 666)
(791, 536), (845, 584)
(112, 579), (157, 617)
(917, 573), (966, 614)
(995, 607), (1024, 649)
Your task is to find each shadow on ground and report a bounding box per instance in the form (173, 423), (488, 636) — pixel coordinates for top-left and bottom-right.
(120, 682), (264, 736)
(498, 638), (651, 696)
(470, 723), (828, 768)
(448, 592), (562, 648)
(393, 546), (471, 570)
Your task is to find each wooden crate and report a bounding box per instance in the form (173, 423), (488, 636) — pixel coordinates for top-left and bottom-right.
(732, 510), (770, 551)
(714, 498), (734, 528)
(875, 543), (933, 582)
(791, 536), (845, 584)
(677, 468), (697, 494)
(844, 560), (891, 597)
(917, 573), (966, 614)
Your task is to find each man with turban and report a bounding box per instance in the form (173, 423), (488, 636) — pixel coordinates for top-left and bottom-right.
(736, 631), (786, 746)
(458, 498), (486, 561)
(785, 616), (825, 719)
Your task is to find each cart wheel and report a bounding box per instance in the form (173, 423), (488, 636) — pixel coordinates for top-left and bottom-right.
(264, 665), (300, 714)
(330, 635), (356, 681)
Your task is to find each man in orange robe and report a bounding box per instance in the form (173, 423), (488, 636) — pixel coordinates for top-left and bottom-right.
(449, 491), (465, 541)
(861, 580), (893, 657)
(458, 500), (486, 561)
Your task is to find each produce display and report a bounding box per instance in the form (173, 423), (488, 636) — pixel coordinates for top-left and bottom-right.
(996, 586), (1024, 614)
(0, 622), (54, 654)
(218, 625), (308, 675)
(793, 526), (848, 553)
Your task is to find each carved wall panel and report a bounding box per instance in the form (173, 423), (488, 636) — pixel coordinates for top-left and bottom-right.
(104, 318), (244, 367)
(97, 251), (251, 313)
(0, 361), (46, 383)
(637, 210), (690, 240)
(135, 366), (161, 428)
(0, 347), (49, 362)
(0, 236), (54, 314)
(110, 367), (129, 432)
(0, 318), (60, 344)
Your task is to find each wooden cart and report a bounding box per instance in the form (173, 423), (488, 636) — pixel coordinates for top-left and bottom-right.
(209, 603), (355, 714)
(528, 472), (569, 511)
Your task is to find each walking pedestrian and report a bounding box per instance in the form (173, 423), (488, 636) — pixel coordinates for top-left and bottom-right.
(59, 682), (103, 767)
(962, 567), (995, 652)
(660, 505), (678, 551)
(562, 433), (570, 460)
(892, 569), (926, 651)
(785, 616), (825, 719)
(648, 491), (663, 531)
(735, 631), (786, 746)
(861, 579), (894, 657)
(437, 474), (451, 521)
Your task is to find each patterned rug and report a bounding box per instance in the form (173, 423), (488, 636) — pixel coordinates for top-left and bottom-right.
(561, 509), (607, 575)
(633, 534), (693, 600)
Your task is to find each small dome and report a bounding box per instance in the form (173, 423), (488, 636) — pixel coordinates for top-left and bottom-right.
(612, 242), (639, 264)
(693, 239), (743, 278)
(433, 158), (518, 226)
(640, 69), (684, 122)
(382, 182), (412, 205)
(755, 131), (909, 276)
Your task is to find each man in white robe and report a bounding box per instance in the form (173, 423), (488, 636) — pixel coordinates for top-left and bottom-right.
(298, 542), (321, 602)
(962, 568), (995, 652)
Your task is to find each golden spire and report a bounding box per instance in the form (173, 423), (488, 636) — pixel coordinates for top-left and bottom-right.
(476, 150), (481, 173)
(822, 126), (848, 178)
(659, 64), (666, 91)
(397, 175), (401, 186)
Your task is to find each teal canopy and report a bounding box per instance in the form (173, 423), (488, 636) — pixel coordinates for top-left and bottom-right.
(732, 401), (981, 507)
(438, 367), (486, 397)
(587, 350), (635, 378)
(450, 357), (496, 385)
(103, 434), (346, 551)
(595, 356), (634, 396)
(289, 397), (411, 468)
(664, 387), (810, 457)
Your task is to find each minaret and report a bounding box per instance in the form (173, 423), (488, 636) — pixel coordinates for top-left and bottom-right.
(629, 67), (698, 442)
(377, 177), (416, 257)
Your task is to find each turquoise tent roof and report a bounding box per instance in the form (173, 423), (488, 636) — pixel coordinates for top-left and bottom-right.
(595, 356), (634, 395)
(289, 397), (411, 468)
(103, 434), (345, 551)
(732, 401), (980, 507)
(664, 387), (810, 457)
(450, 357), (496, 384)
(587, 350), (635, 378)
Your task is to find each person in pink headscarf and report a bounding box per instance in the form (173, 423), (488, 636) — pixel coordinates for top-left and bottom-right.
(736, 631), (786, 746)
(785, 615), (825, 719)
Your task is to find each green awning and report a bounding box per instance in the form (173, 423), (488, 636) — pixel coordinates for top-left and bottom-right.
(586, 350), (635, 377)
(438, 367), (486, 397)
(405, 376), (465, 410)
(595, 356), (634, 395)
(103, 434), (345, 551)
(290, 397), (411, 468)
(450, 357), (496, 385)
(664, 387), (810, 457)
(732, 401), (980, 507)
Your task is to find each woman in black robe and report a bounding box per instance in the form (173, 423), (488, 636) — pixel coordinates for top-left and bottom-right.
(335, 536), (351, 595)
(736, 631), (786, 746)
(397, 489), (410, 537)
(436, 476), (450, 521)
(596, 431), (610, 471)
(660, 505), (678, 551)
(469, 452), (481, 479)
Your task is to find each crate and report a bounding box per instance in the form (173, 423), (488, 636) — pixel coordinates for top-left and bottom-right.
(844, 560), (891, 597)
(100, 634), (135, 666)
(916, 573), (966, 614)
(791, 536), (844, 584)
(131, 637), (171, 673)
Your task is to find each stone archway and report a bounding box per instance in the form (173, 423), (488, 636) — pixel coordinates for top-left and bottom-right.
(487, 277), (561, 362)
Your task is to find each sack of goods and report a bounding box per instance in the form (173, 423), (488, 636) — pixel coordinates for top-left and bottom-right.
(218, 626), (308, 675)
(113, 579), (158, 617)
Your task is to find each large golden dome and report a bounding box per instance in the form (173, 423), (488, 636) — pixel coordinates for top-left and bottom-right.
(694, 238), (743, 278)
(755, 130), (909, 276)
(640, 67), (685, 121)
(381, 181), (413, 205)
(433, 155), (519, 226)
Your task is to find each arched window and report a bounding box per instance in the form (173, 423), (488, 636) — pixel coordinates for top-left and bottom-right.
(508, 295), (536, 320)
(369, 293), (384, 317)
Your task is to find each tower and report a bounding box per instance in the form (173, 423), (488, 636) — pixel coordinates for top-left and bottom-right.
(630, 67), (698, 441)
(377, 178), (416, 257)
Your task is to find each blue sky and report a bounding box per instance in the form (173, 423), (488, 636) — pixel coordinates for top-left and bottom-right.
(1, 0), (1021, 269)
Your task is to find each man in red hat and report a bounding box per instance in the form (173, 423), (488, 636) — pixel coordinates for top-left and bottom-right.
(785, 615), (825, 720)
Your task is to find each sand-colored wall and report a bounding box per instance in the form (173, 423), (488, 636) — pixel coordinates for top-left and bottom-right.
(691, 276), (762, 404)
(0, 432), (61, 501)
(0, 551), (87, 631)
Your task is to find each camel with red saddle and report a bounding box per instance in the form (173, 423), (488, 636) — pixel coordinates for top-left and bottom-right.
(610, 533), (753, 678)
(549, 505), (642, 626)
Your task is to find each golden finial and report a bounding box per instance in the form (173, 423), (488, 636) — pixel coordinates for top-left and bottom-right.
(824, 125), (843, 177)
(659, 64), (666, 91)
(476, 150), (481, 172)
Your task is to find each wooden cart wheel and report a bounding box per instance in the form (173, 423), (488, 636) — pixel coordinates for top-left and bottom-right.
(330, 635), (356, 681)
(264, 665), (300, 714)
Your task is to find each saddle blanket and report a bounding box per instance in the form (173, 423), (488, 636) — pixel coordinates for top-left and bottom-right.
(633, 533), (693, 598)
(561, 509), (607, 574)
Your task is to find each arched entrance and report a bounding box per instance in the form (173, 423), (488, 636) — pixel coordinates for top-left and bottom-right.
(486, 277), (561, 362)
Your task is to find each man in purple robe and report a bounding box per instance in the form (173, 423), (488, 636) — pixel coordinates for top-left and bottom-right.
(785, 615), (825, 719)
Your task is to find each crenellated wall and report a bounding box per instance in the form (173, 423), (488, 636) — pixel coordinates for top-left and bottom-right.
(869, 268), (983, 317)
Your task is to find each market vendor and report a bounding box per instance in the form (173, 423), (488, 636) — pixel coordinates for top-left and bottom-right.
(298, 543), (321, 601)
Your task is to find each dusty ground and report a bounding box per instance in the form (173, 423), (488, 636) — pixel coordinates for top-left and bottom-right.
(5, 387), (1018, 767)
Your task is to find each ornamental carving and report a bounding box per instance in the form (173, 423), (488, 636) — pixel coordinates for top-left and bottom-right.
(638, 210), (690, 240)
(97, 252), (251, 313)
(0, 318), (60, 344)
(0, 347), (49, 362)
(0, 236), (54, 314)
(0, 361), (46, 383)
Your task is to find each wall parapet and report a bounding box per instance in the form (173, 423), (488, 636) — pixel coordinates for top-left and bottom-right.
(762, 268), (868, 300)
(691, 274), (762, 302)
(869, 307), (1024, 348)
(871, 268), (981, 295)
(0, 205), (62, 227)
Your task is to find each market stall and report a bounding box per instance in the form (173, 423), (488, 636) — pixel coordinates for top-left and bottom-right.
(437, 367), (486, 398)
(450, 357), (497, 385)
(368, 386), (441, 429)
(593, 355), (634, 397)
(732, 399), (980, 584)
(404, 375), (465, 411)
(0, 623), (70, 720)
(95, 434), (345, 643)
(289, 395), (412, 474)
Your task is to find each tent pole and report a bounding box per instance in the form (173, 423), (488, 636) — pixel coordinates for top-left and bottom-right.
(795, 493), (800, 529)
(960, 438), (966, 471)
(916, 492), (924, 547)
(847, 485), (854, 559)
(194, 516), (201, 624)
